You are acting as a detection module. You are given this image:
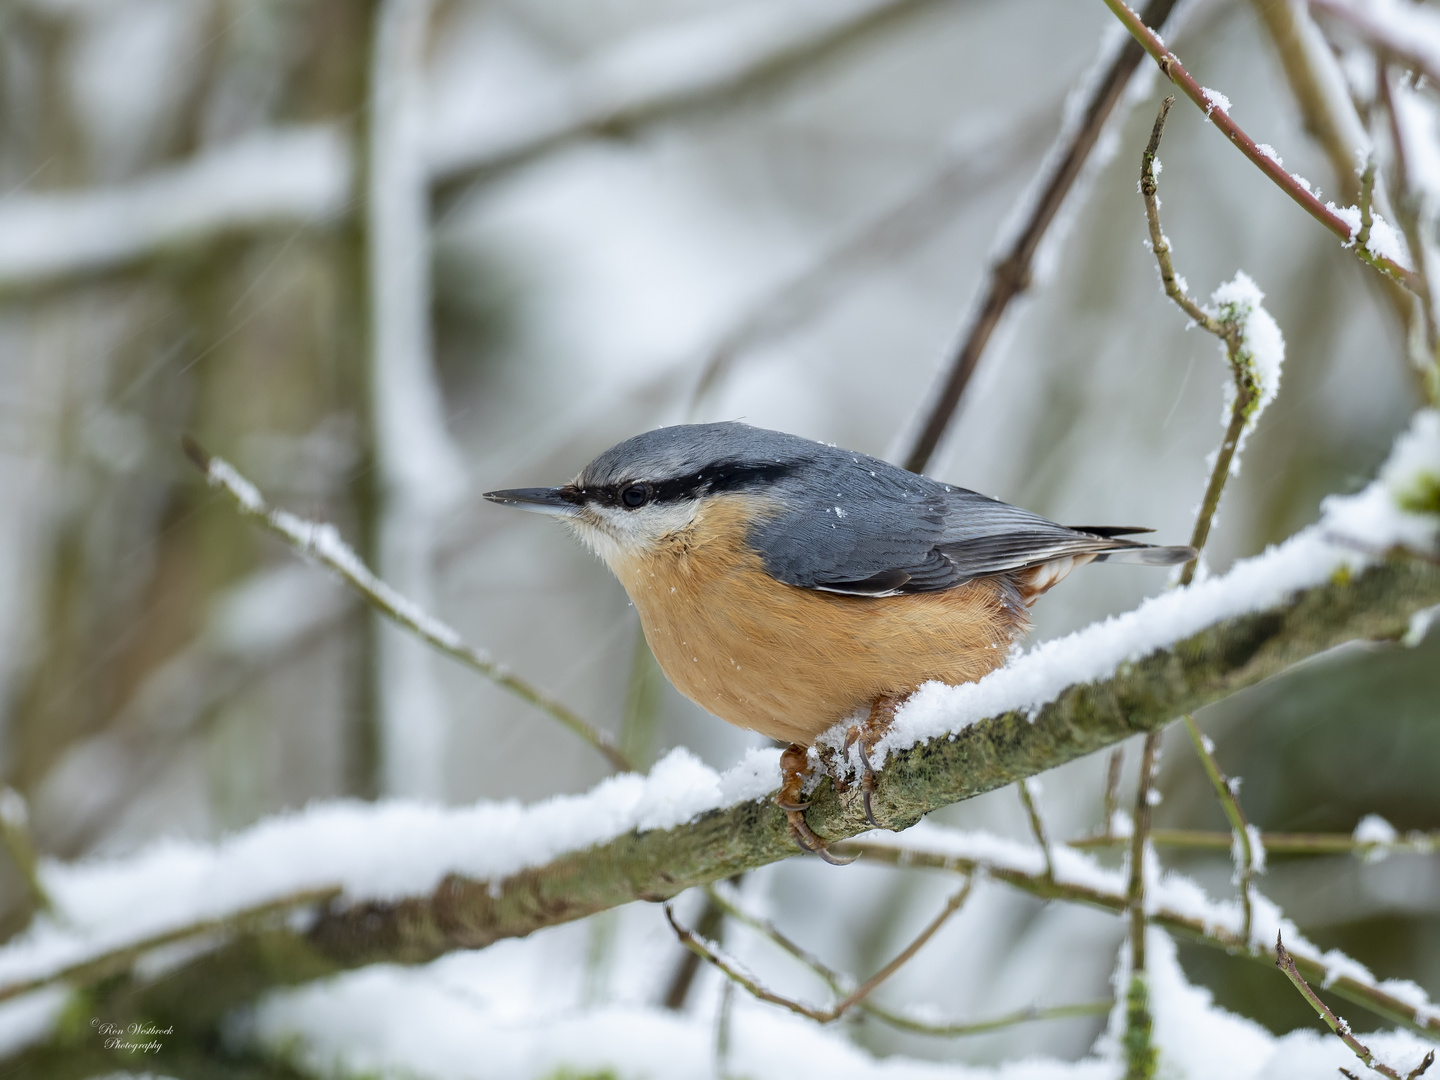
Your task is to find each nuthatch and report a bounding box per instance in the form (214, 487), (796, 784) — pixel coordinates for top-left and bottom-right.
(485, 422), (1192, 860)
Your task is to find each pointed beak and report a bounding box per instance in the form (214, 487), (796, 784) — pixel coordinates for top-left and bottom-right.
(482, 486), (580, 517)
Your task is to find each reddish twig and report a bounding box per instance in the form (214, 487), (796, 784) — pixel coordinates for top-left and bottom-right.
(1276, 933), (1436, 1080)
(1102, 0), (1422, 294)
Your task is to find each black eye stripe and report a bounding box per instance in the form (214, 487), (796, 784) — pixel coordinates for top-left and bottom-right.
(582, 461), (794, 507)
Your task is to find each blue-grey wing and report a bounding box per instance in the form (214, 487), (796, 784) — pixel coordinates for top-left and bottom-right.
(748, 454), (1187, 596)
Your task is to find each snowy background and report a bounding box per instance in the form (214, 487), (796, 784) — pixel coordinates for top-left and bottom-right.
(0, 0), (1438, 1076)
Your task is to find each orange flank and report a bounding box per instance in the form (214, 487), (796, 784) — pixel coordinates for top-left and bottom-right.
(611, 496), (1025, 746)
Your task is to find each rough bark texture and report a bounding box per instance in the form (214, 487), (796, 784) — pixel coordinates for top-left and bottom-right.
(51, 552), (1432, 1036)
(1, 552), (1434, 1080)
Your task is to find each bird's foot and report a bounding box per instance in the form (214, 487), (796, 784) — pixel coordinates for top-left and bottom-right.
(842, 693), (904, 829)
(777, 743), (855, 865)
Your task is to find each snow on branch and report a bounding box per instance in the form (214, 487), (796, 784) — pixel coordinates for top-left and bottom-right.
(0, 127), (352, 292)
(849, 824), (1440, 1039)
(1101, 0), (1421, 292)
(0, 0), (933, 292)
(1, 411), (1437, 1051)
(182, 436), (632, 771)
(430, 0), (941, 191)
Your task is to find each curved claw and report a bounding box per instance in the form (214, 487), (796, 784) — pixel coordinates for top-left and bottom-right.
(856, 742), (884, 829)
(785, 809), (857, 865)
(861, 788), (881, 830)
(775, 797), (811, 813)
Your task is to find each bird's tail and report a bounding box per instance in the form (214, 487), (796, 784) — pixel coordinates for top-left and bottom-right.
(1089, 541), (1196, 566)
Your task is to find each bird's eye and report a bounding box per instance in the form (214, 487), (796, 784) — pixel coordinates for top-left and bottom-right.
(620, 483), (650, 509)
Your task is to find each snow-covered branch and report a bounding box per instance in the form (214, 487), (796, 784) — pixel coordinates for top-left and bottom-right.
(849, 826), (1440, 1039)
(0, 127), (352, 292)
(183, 438), (630, 771)
(3, 409), (1437, 1060)
(0, 0), (934, 294)
(0, 484), (1433, 1043)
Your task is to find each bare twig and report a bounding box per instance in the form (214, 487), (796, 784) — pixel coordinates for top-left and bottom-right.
(0, 887), (340, 1004)
(686, 113), (1048, 416)
(662, 885), (729, 1010)
(1019, 778), (1056, 881)
(1356, 158), (1379, 255)
(1103, 748), (1126, 838)
(1182, 715), (1258, 944)
(1275, 932), (1436, 1080)
(1141, 98), (1227, 334)
(0, 789), (52, 916)
(901, 0), (1182, 473)
(846, 839), (1440, 1039)
(1104, 0), (1422, 293)
(702, 883), (1111, 1037)
(664, 878), (973, 1023)
(715, 979), (737, 1079)
(182, 437), (632, 772)
(1068, 827), (1439, 857)
(1139, 96), (1259, 587)
(1250, 0), (1424, 364)
(1124, 731), (1162, 1080)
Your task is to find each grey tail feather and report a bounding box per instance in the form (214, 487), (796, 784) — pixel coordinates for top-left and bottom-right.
(1091, 543), (1196, 566)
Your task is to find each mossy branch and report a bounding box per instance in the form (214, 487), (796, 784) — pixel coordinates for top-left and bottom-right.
(21, 552), (1432, 1042)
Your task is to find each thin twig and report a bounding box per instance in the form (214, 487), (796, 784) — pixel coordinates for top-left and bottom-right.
(702, 883), (1111, 1037)
(1139, 96), (1257, 588)
(1249, 0), (1424, 367)
(685, 112), (1048, 416)
(1141, 99), (1222, 333)
(1124, 731), (1162, 1080)
(844, 839), (1440, 1039)
(1275, 933), (1436, 1080)
(0, 886), (340, 1004)
(1356, 158), (1379, 256)
(1182, 715), (1257, 944)
(663, 884), (730, 1010)
(1103, 0), (1422, 293)
(901, 0), (1182, 473)
(1019, 779), (1056, 881)
(664, 878), (973, 1024)
(1103, 748), (1126, 838)
(1068, 828), (1439, 857)
(182, 436), (633, 772)
(714, 979), (736, 1079)
(0, 789), (52, 916)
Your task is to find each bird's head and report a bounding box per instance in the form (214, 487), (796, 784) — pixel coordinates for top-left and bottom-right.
(483, 422), (808, 568)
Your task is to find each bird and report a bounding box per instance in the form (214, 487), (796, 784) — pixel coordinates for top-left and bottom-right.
(485, 422), (1193, 861)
